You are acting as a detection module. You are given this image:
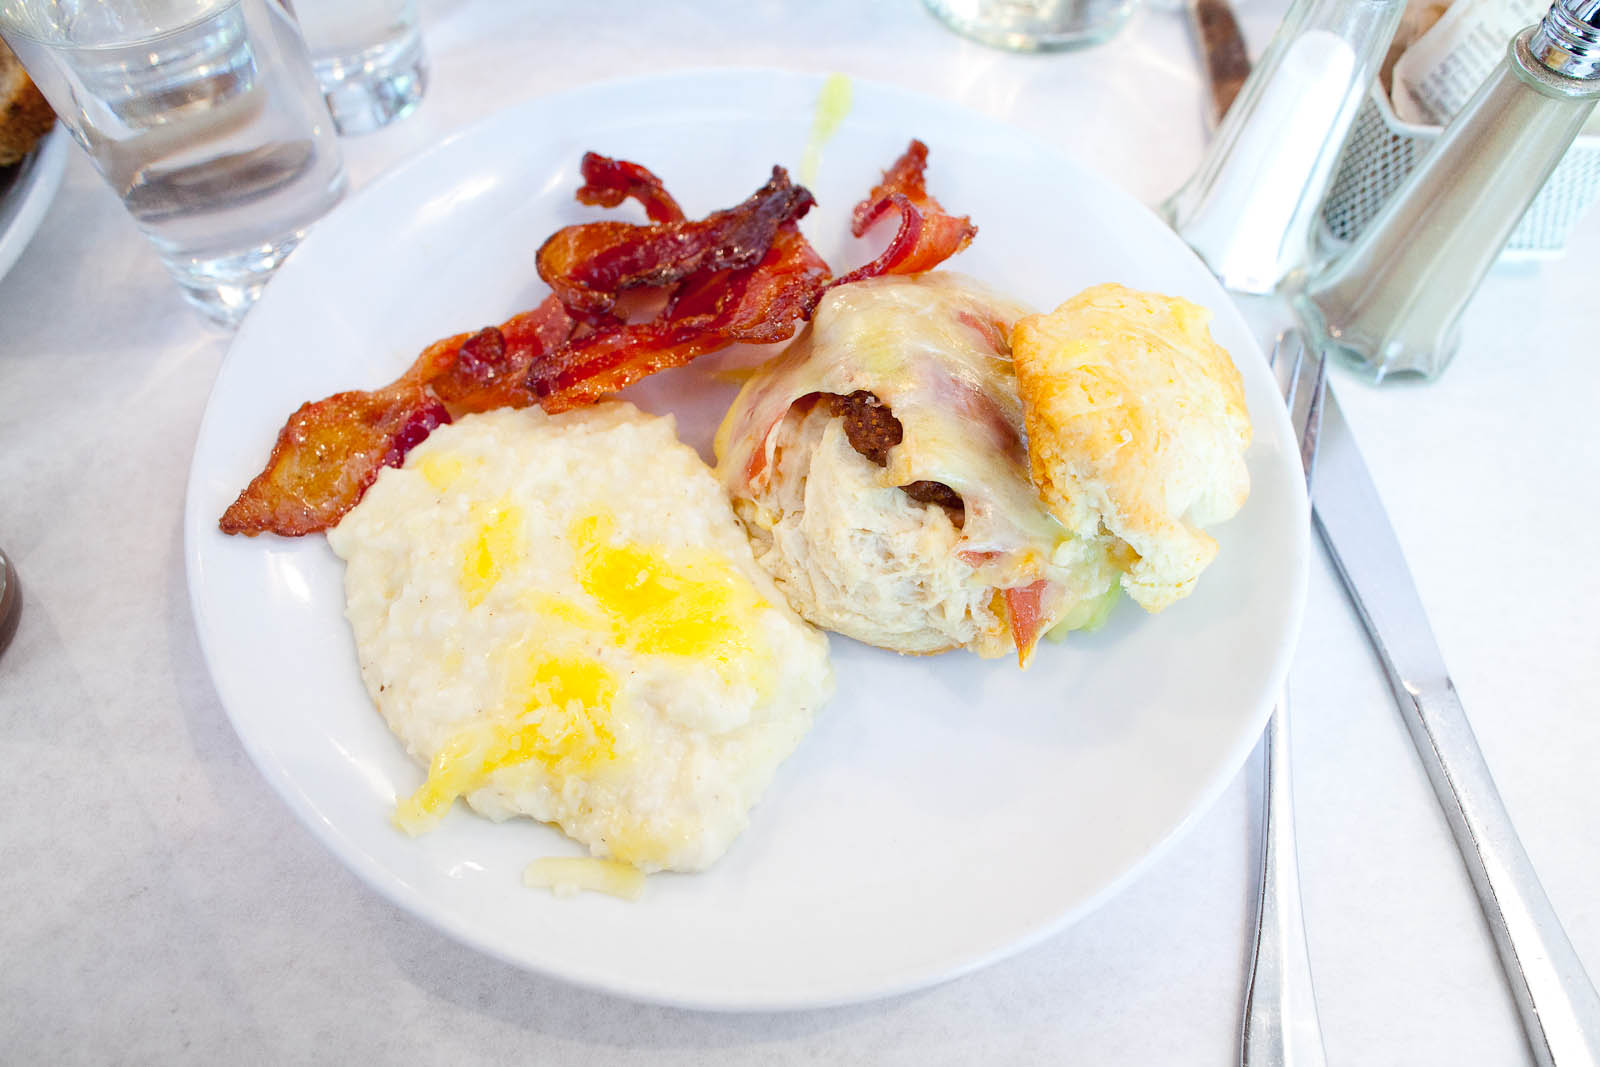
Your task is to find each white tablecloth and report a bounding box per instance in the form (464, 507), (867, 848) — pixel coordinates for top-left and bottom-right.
(3, 2), (1595, 1063)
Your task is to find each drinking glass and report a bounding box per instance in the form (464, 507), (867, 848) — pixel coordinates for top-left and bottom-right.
(0, 0), (348, 327)
(922, 0), (1139, 50)
(292, 0), (427, 135)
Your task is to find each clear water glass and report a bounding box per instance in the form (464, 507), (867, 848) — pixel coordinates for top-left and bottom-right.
(292, 0), (427, 135)
(922, 0), (1139, 50)
(0, 0), (348, 327)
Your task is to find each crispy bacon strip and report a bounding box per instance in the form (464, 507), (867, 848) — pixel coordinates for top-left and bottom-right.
(531, 224), (831, 412)
(537, 166), (815, 324)
(834, 139), (977, 286)
(220, 297), (577, 537)
(219, 384), (450, 537)
(575, 152), (685, 223)
(223, 143), (981, 538)
(406, 295), (577, 414)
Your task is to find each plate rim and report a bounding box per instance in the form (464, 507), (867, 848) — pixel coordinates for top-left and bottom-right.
(0, 124), (68, 286)
(184, 66), (1309, 1012)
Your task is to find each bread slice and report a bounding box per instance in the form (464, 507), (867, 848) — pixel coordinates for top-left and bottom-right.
(0, 38), (55, 167)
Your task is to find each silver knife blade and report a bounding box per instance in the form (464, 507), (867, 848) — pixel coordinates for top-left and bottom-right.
(1312, 388), (1600, 1067)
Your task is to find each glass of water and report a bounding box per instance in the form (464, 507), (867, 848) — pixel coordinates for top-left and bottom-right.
(922, 0), (1139, 49)
(0, 0), (347, 327)
(293, 0), (427, 136)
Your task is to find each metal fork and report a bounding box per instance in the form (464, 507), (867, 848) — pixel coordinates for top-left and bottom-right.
(1240, 332), (1329, 1067)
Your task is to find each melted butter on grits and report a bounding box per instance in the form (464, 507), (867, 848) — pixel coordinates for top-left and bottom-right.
(394, 652), (619, 834)
(573, 512), (775, 689)
(461, 497), (522, 608)
(524, 856), (646, 901)
(326, 403), (832, 875)
(419, 452), (466, 489)
(396, 511), (777, 837)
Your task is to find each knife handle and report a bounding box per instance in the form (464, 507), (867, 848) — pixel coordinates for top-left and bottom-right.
(1322, 525), (1600, 1067)
(1189, 0), (1251, 123)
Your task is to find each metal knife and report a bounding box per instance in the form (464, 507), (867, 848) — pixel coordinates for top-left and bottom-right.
(1313, 388), (1600, 1067)
(1186, 0), (1252, 125)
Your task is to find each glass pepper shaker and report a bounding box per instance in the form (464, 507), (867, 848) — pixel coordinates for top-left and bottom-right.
(1295, 0), (1600, 381)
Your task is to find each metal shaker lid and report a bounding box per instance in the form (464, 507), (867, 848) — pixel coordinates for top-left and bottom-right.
(1530, 0), (1600, 78)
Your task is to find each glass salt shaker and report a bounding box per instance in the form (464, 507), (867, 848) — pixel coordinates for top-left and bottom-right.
(1295, 0), (1600, 381)
(1162, 0), (1407, 294)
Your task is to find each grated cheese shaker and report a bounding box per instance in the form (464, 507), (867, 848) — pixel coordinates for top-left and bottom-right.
(1295, 0), (1600, 381)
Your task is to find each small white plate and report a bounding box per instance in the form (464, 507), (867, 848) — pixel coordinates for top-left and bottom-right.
(0, 125), (66, 285)
(184, 69), (1308, 1011)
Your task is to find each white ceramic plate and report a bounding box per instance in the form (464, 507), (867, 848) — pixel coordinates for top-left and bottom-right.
(0, 124), (66, 285)
(184, 69), (1308, 1011)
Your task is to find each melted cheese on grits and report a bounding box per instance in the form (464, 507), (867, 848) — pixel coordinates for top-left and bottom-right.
(328, 403), (833, 874)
